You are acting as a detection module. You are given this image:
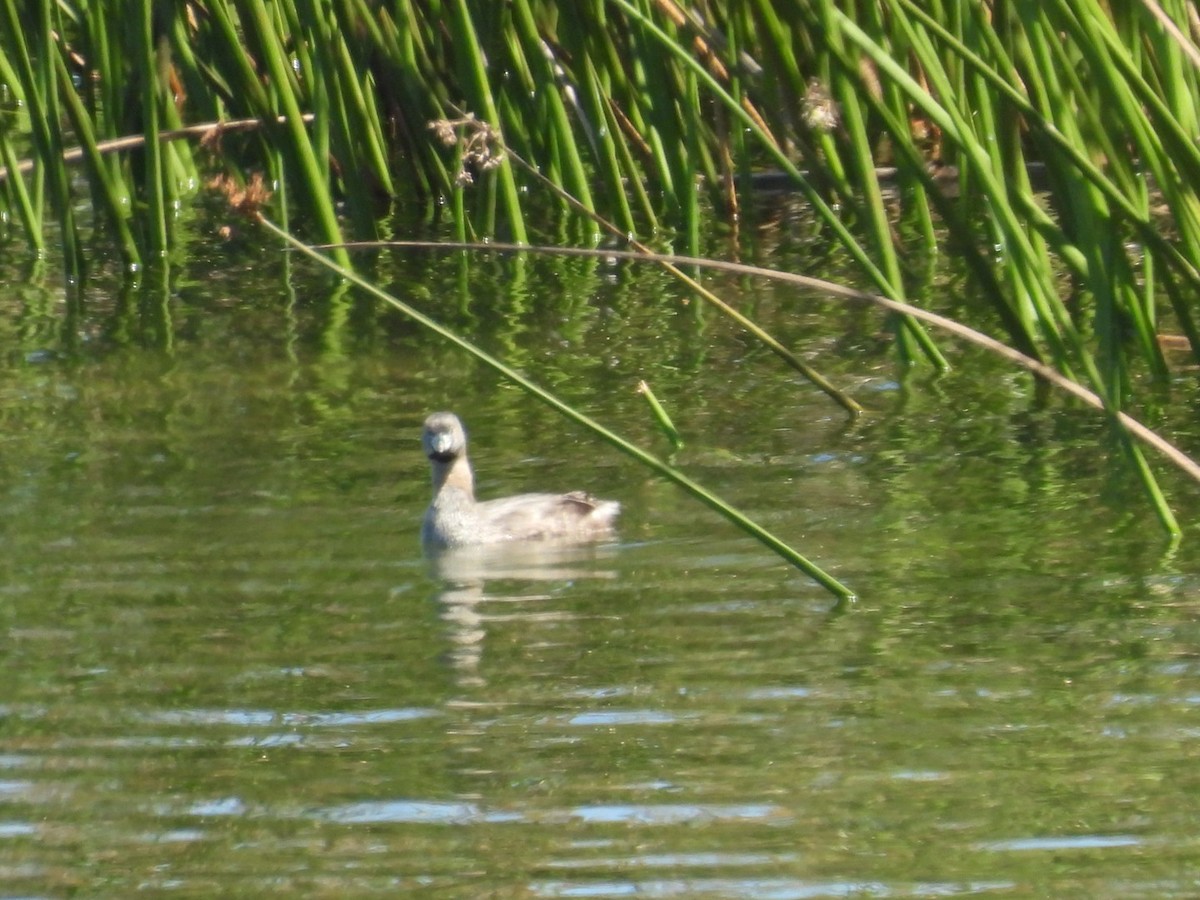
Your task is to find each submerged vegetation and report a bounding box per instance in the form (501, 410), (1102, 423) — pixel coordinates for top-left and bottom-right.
(3, 0), (1200, 582)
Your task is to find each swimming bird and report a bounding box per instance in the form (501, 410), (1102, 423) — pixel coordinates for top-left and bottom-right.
(421, 411), (620, 548)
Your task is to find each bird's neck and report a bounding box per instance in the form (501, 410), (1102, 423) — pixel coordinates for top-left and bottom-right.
(432, 454), (475, 501)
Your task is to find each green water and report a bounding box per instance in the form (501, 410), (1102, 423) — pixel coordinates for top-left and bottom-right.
(2, 244), (1200, 897)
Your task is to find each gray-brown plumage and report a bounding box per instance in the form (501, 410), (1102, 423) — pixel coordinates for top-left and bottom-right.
(421, 412), (620, 548)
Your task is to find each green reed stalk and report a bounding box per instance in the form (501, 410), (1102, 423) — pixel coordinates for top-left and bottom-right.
(85, 4), (132, 211)
(1054, 0), (1200, 357)
(720, 7), (749, 224)
(0, 74), (43, 251)
(893, 0), (1200, 295)
(52, 45), (140, 267)
(338, 39), (392, 196)
(844, 13), (1071, 346)
(559, 2), (658, 232)
(1028, 21), (1135, 396)
(378, 7), (451, 201)
(205, 1), (271, 113)
(0, 143), (41, 250)
(155, 28), (200, 199)
(445, 0), (527, 243)
(137, 0), (168, 257)
(510, 0), (594, 213)
(890, 0), (1200, 385)
(299, 0), (377, 240)
(583, 59), (638, 234)
(822, 0), (940, 366)
(638, 380), (684, 451)
(235, 0), (348, 264)
(0, 0), (82, 278)
(852, 7), (1180, 531)
(623, 30), (678, 211)
(612, 0), (946, 368)
(903, 12), (942, 254)
(681, 65), (702, 256)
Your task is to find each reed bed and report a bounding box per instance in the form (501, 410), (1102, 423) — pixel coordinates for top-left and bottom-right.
(3, 0), (1200, 535)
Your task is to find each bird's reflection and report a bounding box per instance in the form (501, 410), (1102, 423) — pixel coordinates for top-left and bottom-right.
(426, 541), (619, 687)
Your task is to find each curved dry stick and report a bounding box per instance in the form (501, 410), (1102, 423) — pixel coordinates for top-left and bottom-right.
(324, 239), (1200, 486)
(0, 114), (315, 183)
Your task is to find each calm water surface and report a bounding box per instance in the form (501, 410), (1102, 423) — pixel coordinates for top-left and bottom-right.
(2, 248), (1200, 897)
